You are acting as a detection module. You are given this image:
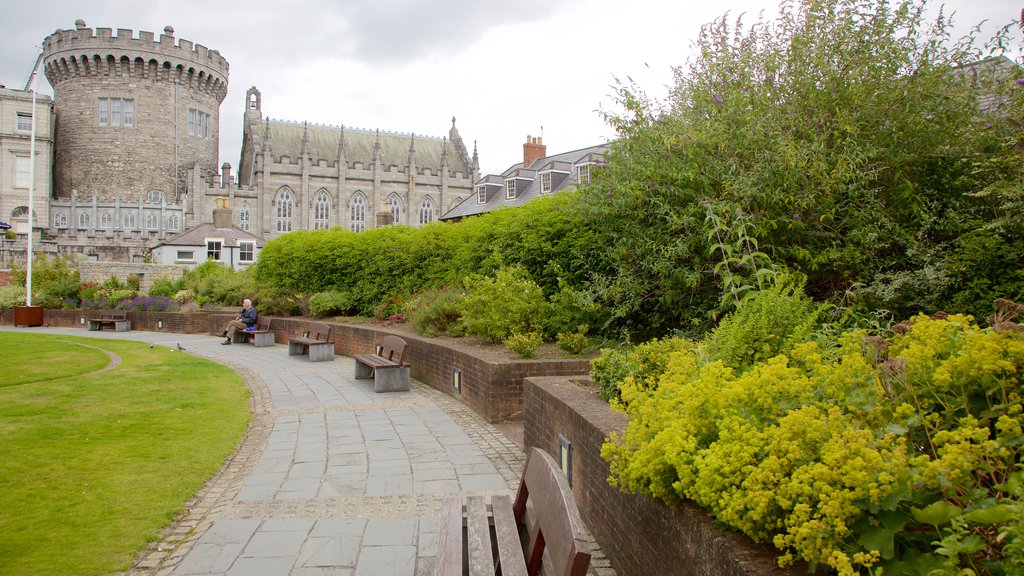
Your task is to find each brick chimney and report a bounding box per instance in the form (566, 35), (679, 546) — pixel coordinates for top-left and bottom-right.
(523, 135), (546, 168)
(213, 197), (232, 229)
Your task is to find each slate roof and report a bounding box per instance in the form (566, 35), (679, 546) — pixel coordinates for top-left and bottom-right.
(156, 222), (264, 248)
(440, 143), (608, 220)
(264, 121), (472, 175)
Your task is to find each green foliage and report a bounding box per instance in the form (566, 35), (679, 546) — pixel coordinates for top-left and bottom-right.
(543, 279), (603, 340)
(603, 313), (1024, 575)
(173, 289), (196, 304)
(702, 278), (825, 370)
(148, 275), (185, 298)
(12, 254), (80, 308)
(459, 266), (546, 344)
(308, 290), (355, 318)
(183, 262), (257, 306)
(504, 332), (543, 359)
(0, 285), (26, 310)
(556, 326), (592, 355)
(578, 0), (1024, 337)
(590, 337), (691, 403)
(408, 287), (466, 337)
(257, 286), (305, 317)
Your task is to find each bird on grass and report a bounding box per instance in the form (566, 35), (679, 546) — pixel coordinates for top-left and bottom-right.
(176, 343), (185, 351)
(149, 342), (155, 349)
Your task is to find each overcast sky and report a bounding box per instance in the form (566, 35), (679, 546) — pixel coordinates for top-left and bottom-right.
(1, 0), (1019, 176)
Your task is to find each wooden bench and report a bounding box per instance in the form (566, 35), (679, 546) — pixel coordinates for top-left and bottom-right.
(437, 447), (591, 576)
(287, 322), (334, 361)
(87, 310), (130, 332)
(353, 335), (411, 392)
(231, 316), (275, 347)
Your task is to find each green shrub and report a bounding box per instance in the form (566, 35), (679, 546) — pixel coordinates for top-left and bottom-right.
(702, 278), (824, 371)
(504, 332), (543, 358)
(460, 266), (546, 343)
(149, 276), (185, 298)
(173, 289), (196, 304)
(590, 337), (691, 403)
(257, 287), (304, 317)
(409, 287), (465, 337)
(0, 285), (26, 310)
(543, 280), (602, 340)
(603, 313), (1024, 575)
(556, 326), (591, 355)
(308, 290), (355, 317)
(178, 301), (200, 314)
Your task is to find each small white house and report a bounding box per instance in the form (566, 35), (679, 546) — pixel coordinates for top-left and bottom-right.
(151, 214), (263, 271)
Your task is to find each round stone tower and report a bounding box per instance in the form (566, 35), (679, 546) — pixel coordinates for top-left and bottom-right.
(42, 19), (228, 201)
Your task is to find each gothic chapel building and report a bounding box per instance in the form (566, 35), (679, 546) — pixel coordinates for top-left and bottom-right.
(193, 87), (478, 237)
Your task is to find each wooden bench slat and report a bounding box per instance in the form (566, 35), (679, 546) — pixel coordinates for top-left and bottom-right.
(466, 496), (495, 576)
(437, 496), (464, 576)
(491, 494), (529, 576)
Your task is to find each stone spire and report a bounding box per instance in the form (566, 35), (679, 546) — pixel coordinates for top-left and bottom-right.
(337, 125), (347, 160)
(441, 137), (450, 169)
(472, 140), (479, 172)
(300, 121), (310, 158)
(408, 133), (416, 167)
(373, 129), (382, 164)
(262, 119), (272, 154)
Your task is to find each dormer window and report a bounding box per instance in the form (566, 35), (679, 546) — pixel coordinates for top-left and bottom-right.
(477, 185), (487, 204)
(576, 164), (591, 185)
(505, 179), (516, 199)
(539, 172), (552, 194)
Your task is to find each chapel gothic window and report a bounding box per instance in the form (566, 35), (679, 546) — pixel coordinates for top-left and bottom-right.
(313, 190), (331, 230)
(79, 212), (90, 229)
(389, 196), (401, 226)
(122, 212), (137, 229)
(100, 212), (112, 228)
(350, 194), (366, 232)
(419, 197), (434, 225)
(275, 188), (294, 233)
(54, 212), (68, 228)
(240, 201), (250, 231)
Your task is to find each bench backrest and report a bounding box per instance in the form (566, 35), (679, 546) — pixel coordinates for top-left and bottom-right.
(97, 310), (126, 320)
(305, 322), (331, 342)
(374, 335), (407, 364)
(512, 447), (591, 576)
(255, 316), (272, 331)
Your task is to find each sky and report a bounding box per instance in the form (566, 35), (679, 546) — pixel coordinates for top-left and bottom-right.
(1, 0), (1020, 176)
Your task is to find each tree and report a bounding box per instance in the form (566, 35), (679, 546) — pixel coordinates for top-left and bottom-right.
(581, 0), (1024, 337)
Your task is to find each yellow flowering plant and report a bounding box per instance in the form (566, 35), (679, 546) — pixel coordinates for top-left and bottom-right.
(603, 310), (1024, 575)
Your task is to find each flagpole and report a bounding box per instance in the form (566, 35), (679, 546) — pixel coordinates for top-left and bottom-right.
(25, 54), (40, 307)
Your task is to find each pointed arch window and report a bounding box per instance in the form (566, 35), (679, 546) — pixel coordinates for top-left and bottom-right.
(54, 212), (68, 228)
(146, 212), (159, 230)
(419, 196), (434, 225)
(239, 201), (251, 231)
(100, 212), (113, 228)
(350, 193), (366, 232)
(122, 212), (137, 230)
(275, 188), (294, 233)
(167, 214), (180, 231)
(389, 196), (401, 226)
(313, 190), (331, 230)
(79, 212), (91, 229)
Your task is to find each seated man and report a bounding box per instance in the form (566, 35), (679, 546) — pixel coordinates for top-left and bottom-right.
(221, 298), (258, 345)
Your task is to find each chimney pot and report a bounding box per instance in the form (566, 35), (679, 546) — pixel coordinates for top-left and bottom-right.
(523, 134), (547, 168)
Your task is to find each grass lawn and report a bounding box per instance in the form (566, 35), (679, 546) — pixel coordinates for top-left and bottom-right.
(0, 333), (251, 576)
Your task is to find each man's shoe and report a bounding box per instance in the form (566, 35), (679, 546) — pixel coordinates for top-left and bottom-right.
(221, 339), (231, 345)
(220, 330), (227, 337)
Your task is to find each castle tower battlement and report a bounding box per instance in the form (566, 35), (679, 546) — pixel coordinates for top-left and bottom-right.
(42, 19), (228, 202)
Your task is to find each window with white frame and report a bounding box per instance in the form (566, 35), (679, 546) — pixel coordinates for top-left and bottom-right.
(275, 188), (294, 233)
(79, 212), (90, 229)
(122, 212), (137, 229)
(147, 190), (163, 204)
(100, 212), (113, 228)
(146, 213), (159, 230)
(389, 196), (401, 225)
(239, 201), (250, 231)
(239, 241), (255, 263)
(476, 185), (487, 204)
(539, 172), (552, 194)
(98, 98), (134, 127)
(505, 179), (516, 199)
(350, 193), (366, 232)
(313, 190), (330, 229)
(14, 156), (31, 188)
(176, 250), (194, 262)
(419, 196), (434, 225)
(576, 164), (591, 184)
(207, 239), (222, 261)
(167, 214), (180, 231)
(53, 212), (68, 228)
(16, 112), (32, 132)
(188, 108), (209, 138)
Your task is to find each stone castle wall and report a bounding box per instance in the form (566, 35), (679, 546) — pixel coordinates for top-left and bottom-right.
(42, 21), (228, 201)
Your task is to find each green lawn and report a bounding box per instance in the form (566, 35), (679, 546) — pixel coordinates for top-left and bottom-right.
(0, 333), (251, 576)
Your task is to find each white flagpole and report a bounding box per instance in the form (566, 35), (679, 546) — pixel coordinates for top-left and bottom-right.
(25, 68), (39, 306)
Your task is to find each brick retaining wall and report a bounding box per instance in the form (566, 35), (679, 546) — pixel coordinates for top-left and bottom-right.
(524, 376), (807, 576)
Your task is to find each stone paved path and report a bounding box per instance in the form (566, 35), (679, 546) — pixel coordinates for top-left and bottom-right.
(3, 326), (616, 576)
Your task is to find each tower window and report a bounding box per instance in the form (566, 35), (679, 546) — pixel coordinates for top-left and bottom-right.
(98, 98), (134, 127)
(188, 108), (210, 138)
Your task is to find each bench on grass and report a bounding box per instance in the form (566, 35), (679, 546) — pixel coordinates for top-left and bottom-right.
(436, 447), (591, 576)
(87, 310), (130, 332)
(231, 316), (275, 347)
(287, 322), (334, 361)
(353, 335), (410, 392)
